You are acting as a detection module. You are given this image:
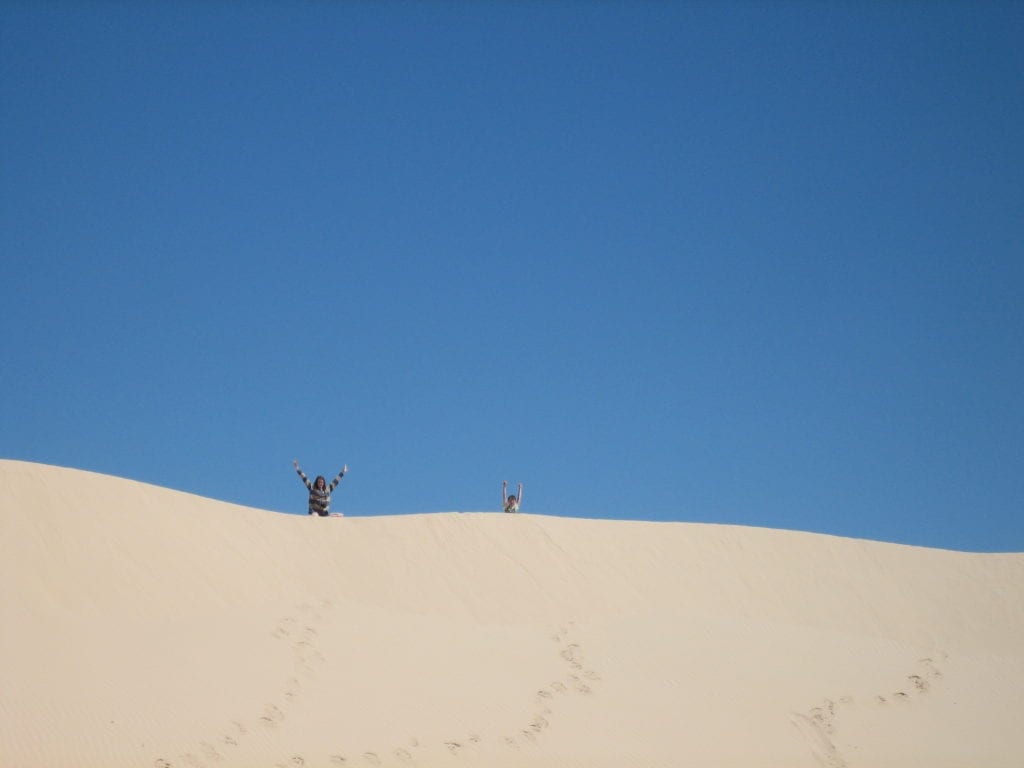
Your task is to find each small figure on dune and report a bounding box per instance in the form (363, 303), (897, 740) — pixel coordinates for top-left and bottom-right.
(294, 459), (347, 516)
(503, 480), (523, 513)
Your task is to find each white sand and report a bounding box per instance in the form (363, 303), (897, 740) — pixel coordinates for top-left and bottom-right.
(1, 459), (1022, 768)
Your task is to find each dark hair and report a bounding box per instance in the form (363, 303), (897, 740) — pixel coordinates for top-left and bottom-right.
(315, 475), (326, 488)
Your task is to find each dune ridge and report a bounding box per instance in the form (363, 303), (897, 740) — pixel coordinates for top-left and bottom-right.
(1, 459), (1022, 767)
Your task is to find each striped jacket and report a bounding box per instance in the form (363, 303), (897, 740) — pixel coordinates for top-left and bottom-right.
(296, 466), (346, 515)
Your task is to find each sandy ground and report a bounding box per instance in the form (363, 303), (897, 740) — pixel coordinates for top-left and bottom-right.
(1, 459), (1022, 768)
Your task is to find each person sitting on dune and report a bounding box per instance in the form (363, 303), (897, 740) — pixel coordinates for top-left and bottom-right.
(502, 480), (523, 513)
(294, 460), (347, 516)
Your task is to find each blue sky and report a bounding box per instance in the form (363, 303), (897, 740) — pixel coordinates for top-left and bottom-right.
(2, 2), (1021, 551)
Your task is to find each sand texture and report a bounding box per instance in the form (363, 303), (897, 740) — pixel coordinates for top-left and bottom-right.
(2, 459), (1023, 767)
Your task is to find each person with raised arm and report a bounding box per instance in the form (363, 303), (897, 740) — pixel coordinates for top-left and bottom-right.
(294, 459), (348, 516)
(502, 480), (523, 513)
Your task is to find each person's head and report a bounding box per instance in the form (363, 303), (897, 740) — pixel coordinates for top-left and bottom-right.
(507, 494), (517, 504)
(315, 476), (326, 490)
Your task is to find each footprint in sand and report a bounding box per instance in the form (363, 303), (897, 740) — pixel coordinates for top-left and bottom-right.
(393, 748), (413, 762)
(273, 617), (298, 638)
(529, 715), (549, 733)
(445, 741), (462, 754)
(199, 741), (224, 762)
(908, 674), (930, 693)
(809, 700), (838, 735)
(289, 757), (305, 766)
(293, 642), (326, 665)
(363, 752), (381, 765)
(328, 756), (347, 765)
(916, 657), (943, 687)
(154, 760), (172, 768)
(567, 675), (592, 695)
(260, 703), (285, 727)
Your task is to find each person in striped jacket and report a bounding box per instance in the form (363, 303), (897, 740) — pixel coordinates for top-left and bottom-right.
(502, 480), (523, 513)
(293, 459), (348, 516)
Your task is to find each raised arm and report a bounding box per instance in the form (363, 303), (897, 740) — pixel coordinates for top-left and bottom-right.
(502, 480), (508, 506)
(517, 482), (523, 507)
(294, 459), (312, 490)
(329, 464), (348, 491)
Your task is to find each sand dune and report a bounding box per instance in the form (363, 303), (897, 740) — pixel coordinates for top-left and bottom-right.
(1, 460), (1022, 767)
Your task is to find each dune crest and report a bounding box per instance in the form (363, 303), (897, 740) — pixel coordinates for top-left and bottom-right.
(2, 459), (1022, 767)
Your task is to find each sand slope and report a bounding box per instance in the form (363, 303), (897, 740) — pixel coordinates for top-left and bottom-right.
(1, 460), (1022, 768)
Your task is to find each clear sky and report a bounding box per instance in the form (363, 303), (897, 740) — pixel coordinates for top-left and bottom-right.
(2, 2), (1022, 552)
